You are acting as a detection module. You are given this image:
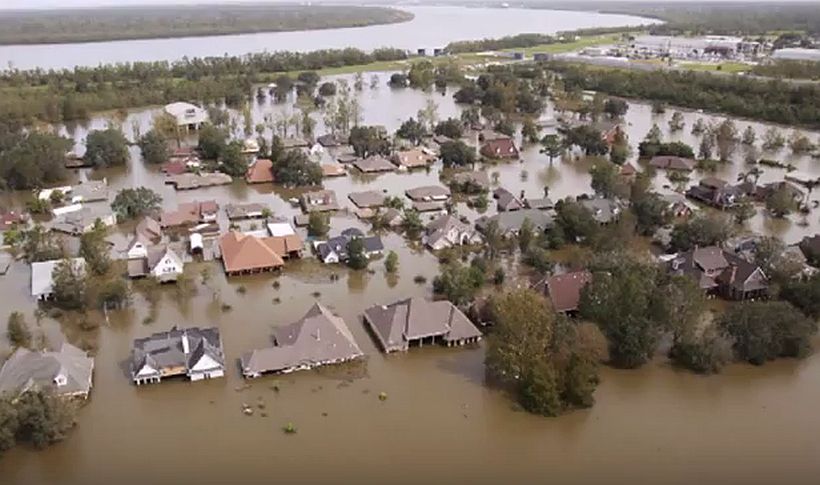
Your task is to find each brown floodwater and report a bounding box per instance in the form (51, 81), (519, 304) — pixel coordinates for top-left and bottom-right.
(1, 73), (819, 485)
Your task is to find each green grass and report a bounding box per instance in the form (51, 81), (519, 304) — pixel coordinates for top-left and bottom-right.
(503, 34), (626, 56)
(678, 61), (751, 74)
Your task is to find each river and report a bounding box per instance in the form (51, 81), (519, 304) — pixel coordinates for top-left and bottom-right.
(1, 70), (820, 483)
(0, 6), (656, 70)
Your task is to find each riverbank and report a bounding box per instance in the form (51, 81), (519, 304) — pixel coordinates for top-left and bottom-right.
(0, 5), (414, 45)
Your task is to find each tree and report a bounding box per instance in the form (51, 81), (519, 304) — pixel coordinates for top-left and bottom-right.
(718, 301), (817, 365)
(0, 131), (71, 190)
(84, 128), (129, 168)
(741, 126), (756, 145)
(19, 225), (63, 263)
(271, 150), (322, 187)
(631, 192), (671, 235)
(219, 140), (248, 177)
(714, 119), (739, 161)
(298, 71), (321, 87)
(521, 118), (540, 144)
(552, 199), (600, 246)
(668, 111), (685, 131)
(603, 97), (628, 118)
(307, 212), (329, 238)
(432, 260), (485, 307)
(318, 82), (337, 96)
(669, 213), (733, 251)
(346, 238), (368, 270)
(2, 389), (77, 451)
(385, 251), (399, 274)
(111, 187), (162, 221)
(408, 60), (435, 89)
(486, 289), (605, 416)
(460, 106), (480, 127)
(698, 134), (715, 160)
(151, 112), (180, 148)
(540, 134), (563, 164)
(766, 185), (797, 217)
(197, 124), (227, 160)
(517, 218), (534, 253)
(644, 124), (662, 145)
(349, 126), (390, 158)
(560, 125), (608, 156)
(589, 162), (624, 199)
(396, 118), (426, 145)
(6, 312), (32, 348)
(732, 200), (756, 225)
(137, 129), (170, 165)
(433, 118), (463, 139)
(691, 118), (706, 135)
(481, 219), (503, 260)
(79, 222), (111, 276)
(440, 140), (476, 168)
(52, 258), (88, 311)
(417, 98), (439, 133)
(668, 325), (732, 374)
(781, 273), (820, 319)
(789, 131), (813, 154)
(579, 257), (663, 368)
(762, 127), (785, 151)
(401, 210), (424, 239)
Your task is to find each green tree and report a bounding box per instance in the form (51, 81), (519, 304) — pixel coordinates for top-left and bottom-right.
(385, 250), (399, 274)
(561, 125), (608, 156)
(271, 150), (322, 187)
(670, 213), (733, 251)
(307, 212), (329, 238)
(348, 125), (390, 158)
(396, 118), (426, 145)
(781, 273), (820, 319)
(579, 256), (663, 368)
(668, 111), (685, 131)
(111, 187), (162, 221)
(741, 126), (756, 145)
(520, 118), (540, 144)
(6, 312), (32, 348)
(432, 260), (485, 307)
(79, 222), (111, 276)
(84, 128), (129, 168)
(486, 289), (605, 416)
(603, 97), (628, 118)
(517, 218), (534, 253)
(6, 390), (77, 450)
(714, 119), (739, 161)
(766, 185), (797, 217)
(589, 162), (624, 199)
(137, 129), (170, 165)
(732, 200), (756, 225)
(20, 225), (63, 263)
(762, 127), (785, 151)
(698, 133), (715, 160)
(439, 140), (476, 168)
(51, 258), (88, 311)
(631, 192), (671, 235)
(433, 118), (463, 139)
(346, 238), (368, 270)
(540, 134), (563, 164)
(219, 140), (248, 177)
(719, 301), (817, 365)
(644, 123), (663, 145)
(318, 82), (337, 96)
(401, 210), (424, 239)
(197, 124), (228, 160)
(789, 131), (813, 154)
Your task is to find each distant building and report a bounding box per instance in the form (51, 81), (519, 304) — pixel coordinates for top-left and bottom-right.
(363, 298), (482, 353)
(164, 102), (208, 130)
(218, 231), (303, 275)
(240, 303), (364, 378)
(131, 326), (225, 385)
(405, 185), (451, 202)
(0, 343), (94, 399)
(771, 48), (820, 62)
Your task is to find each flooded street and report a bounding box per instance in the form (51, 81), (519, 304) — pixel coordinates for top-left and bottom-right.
(1, 72), (820, 484)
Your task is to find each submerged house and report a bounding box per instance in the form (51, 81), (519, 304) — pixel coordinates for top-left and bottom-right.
(423, 214), (482, 251)
(668, 246), (768, 300)
(218, 231), (293, 276)
(494, 187), (524, 212)
(245, 158), (274, 184)
(130, 326), (225, 385)
(476, 209), (554, 238)
(686, 177), (740, 209)
(127, 245), (185, 282)
(300, 190), (340, 213)
(480, 138), (519, 159)
(543, 270), (593, 314)
(363, 298), (482, 353)
(315, 228), (383, 264)
(0, 343), (94, 399)
(406, 185), (451, 202)
(164, 102), (208, 130)
(240, 303), (364, 378)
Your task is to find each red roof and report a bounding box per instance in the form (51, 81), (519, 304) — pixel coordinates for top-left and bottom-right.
(246, 159), (274, 184)
(0, 211), (25, 230)
(545, 271), (592, 313)
(480, 138), (519, 159)
(161, 160), (187, 175)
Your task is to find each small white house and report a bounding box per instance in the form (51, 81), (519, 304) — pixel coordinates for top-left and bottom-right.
(149, 247), (184, 281)
(126, 234), (151, 260)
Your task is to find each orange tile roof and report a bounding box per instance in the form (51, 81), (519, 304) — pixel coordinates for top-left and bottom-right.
(219, 231), (284, 273)
(245, 159), (274, 184)
(262, 234), (304, 258)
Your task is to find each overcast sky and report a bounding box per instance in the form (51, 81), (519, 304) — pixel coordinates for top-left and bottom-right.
(2, 0), (805, 10)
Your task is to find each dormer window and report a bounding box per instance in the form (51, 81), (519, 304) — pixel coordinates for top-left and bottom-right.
(54, 374), (67, 386)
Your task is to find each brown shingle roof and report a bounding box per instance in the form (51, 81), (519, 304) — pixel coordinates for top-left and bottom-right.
(480, 138), (518, 159)
(262, 234), (304, 258)
(545, 270), (592, 313)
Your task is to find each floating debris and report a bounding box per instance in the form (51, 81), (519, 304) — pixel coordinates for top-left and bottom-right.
(242, 403), (254, 416)
(271, 384), (280, 393)
(378, 392), (388, 401)
(272, 297), (281, 304)
(321, 412), (328, 417)
(282, 422), (297, 434)
(272, 280), (281, 289)
(260, 412), (268, 418)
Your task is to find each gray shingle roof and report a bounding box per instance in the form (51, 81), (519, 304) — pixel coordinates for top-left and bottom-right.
(240, 303), (363, 376)
(0, 343), (94, 398)
(31, 258), (86, 298)
(131, 326), (224, 380)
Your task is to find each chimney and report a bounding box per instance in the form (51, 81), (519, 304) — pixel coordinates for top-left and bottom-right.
(182, 333), (190, 354)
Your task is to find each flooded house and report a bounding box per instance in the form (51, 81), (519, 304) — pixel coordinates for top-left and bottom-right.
(161, 201), (218, 228)
(476, 209), (554, 238)
(541, 270), (593, 314)
(245, 158), (274, 184)
(353, 156), (396, 174)
(480, 137), (519, 159)
(0, 343), (94, 399)
(668, 246), (769, 300)
(225, 203), (269, 221)
(315, 228), (383, 264)
(392, 148), (435, 170)
(300, 190), (340, 213)
(580, 197), (622, 225)
(164, 102), (208, 131)
(217, 231), (304, 276)
(405, 185), (451, 202)
(363, 298), (482, 353)
(649, 155), (696, 172)
(51, 206), (116, 235)
(423, 214), (482, 251)
(686, 177), (740, 209)
(349, 190), (387, 209)
(494, 187), (524, 212)
(130, 326), (225, 385)
(240, 303), (364, 378)
(30, 258), (86, 300)
(127, 245), (185, 282)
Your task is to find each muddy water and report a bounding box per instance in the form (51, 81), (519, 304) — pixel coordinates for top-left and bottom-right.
(1, 74), (820, 484)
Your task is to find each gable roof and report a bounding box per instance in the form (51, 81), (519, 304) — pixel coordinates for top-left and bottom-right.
(219, 231), (284, 273)
(481, 138), (519, 158)
(262, 234), (304, 258)
(0, 343), (94, 398)
(494, 187), (523, 211)
(393, 149), (434, 168)
(349, 190), (386, 209)
(353, 156), (395, 173)
(131, 326), (223, 378)
(136, 216), (162, 241)
(406, 185), (451, 201)
(364, 298), (481, 350)
(240, 303), (363, 376)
